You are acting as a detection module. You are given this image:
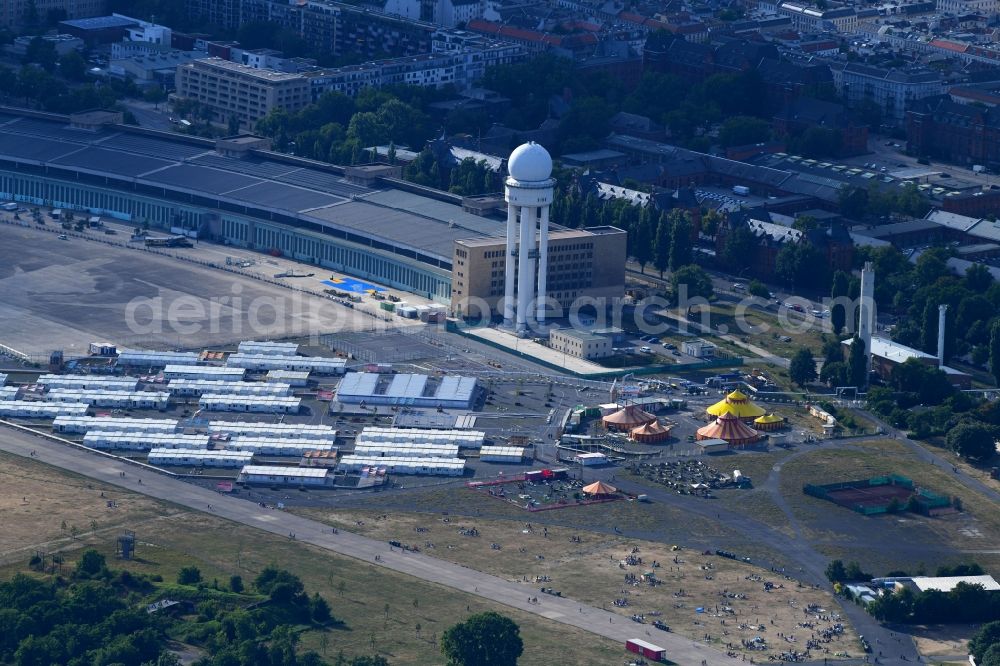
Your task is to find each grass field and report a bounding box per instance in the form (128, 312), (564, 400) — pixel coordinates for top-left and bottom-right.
(0, 452), (624, 665)
(776, 441), (1000, 575)
(293, 508), (861, 661)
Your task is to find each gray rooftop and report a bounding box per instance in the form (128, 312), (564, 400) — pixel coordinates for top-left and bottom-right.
(0, 112), (512, 262)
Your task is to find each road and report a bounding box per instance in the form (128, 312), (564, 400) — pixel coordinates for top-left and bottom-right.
(0, 422), (735, 666)
(122, 101), (175, 132)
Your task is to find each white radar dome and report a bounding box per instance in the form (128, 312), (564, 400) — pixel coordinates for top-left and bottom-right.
(507, 141), (553, 182)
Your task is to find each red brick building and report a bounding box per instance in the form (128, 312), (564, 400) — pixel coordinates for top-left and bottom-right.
(907, 95), (1000, 168)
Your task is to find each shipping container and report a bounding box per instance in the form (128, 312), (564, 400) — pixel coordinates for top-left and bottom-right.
(625, 638), (665, 661)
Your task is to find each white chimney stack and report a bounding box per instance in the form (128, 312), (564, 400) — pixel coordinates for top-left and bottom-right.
(938, 304), (948, 367)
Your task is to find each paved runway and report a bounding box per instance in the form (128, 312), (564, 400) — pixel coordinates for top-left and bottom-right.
(0, 422), (735, 666)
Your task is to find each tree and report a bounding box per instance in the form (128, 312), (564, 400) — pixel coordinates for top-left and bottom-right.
(58, 50), (86, 82)
(722, 223), (755, 270)
(990, 321), (1000, 386)
(946, 422), (997, 461)
(631, 210), (654, 272)
(310, 593), (332, 624)
(441, 612), (523, 666)
(652, 213), (671, 278)
(825, 559), (847, 582)
(23, 37), (57, 71)
(830, 270), (849, 336)
(75, 549), (105, 578)
(820, 361), (849, 387)
(966, 262), (993, 293)
(670, 264), (714, 304)
(177, 566), (202, 585)
(718, 115), (771, 148)
(789, 348), (817, 386)
(668, 211), (692, 271)
(748, 279), (769, 298)
(970, 620), (1000, 663)
(848, 336), (867, 388)
(229, 575), (243, 593)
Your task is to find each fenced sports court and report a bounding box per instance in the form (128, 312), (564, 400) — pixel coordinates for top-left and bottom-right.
(804, 474), (951, 515)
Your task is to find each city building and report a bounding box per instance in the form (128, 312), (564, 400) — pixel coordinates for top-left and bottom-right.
(186, 0), (438, 60)
(908, 95), (1000, 168)
(2, 0), (107, 29)
(773, 98), (869, 157)
(451, 226), (627, 320)
(549, 328), (614, 360)
(831, 63), (946, 125)
(110, 47), (202, 88)
(776, 2), (859, 32)
(7, 33), (82, 56)
(935, 0), (1000, 13)
(381, 0), (485, 28)
(57, 14), (137, 44)
(174, 58), (312, 127)
(335, 372), (478, 409)
(0, 109), (628, 308)
(303, 44), (525, 99)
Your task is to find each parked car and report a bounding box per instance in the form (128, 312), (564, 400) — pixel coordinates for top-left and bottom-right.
(640, 346), (652, 353)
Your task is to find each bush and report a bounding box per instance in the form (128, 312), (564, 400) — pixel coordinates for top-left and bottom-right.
(177, 566), (202, 585)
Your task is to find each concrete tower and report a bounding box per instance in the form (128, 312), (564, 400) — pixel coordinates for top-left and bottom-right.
(938, 304), (948, 368)
(858, 262), (875, 345)
(858, 262), (875, 371)
(503, 142), (554, 334)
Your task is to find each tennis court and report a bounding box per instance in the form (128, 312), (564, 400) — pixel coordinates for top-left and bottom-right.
(826, 484), (914, 509)
(322, 277), (385, 293)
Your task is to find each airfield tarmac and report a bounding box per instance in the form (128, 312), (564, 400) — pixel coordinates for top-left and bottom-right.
(0, 223), (395, 354)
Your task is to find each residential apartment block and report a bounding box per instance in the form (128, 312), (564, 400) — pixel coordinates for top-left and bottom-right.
(185, 0), (437, 59)
(303, 44), (525, 98)
(830, 62), (946, 124)
(174, 58), (312, 126)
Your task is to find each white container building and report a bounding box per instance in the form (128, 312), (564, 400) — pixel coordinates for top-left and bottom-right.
(163, 365), (246, 381)
(0, 386), (19, 400)
(118, 351), (201, 367)
(338, 455), (465, 476)
(46, 389), (170, 409)
(52, 415), (179, 434)
(207, 421), (337, 440)
(38, 375), (139, 391)
(479, 446), (528, 463)
(335, 372), (477, 409)
(353, 442), (460, 458)
(237, 341), (299, 356)
(199, 394), (301, 413)
(167, 379), (291, 397)
(0, 401), (90, 418)
(573, 452), (608, 466)
(238, 465), (330, 486)
(356, 426), (486, 449)
(265, 370), (310, 387)
(148, 448), (253, 467)
(226, 353), (346, 375)
(83, 431), (210, 451)
(224, 438), (336, 456)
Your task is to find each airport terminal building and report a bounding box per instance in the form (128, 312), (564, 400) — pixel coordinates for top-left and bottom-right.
(0, 108), (625, 316)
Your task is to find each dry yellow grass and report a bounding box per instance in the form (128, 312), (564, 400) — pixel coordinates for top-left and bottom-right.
(0, 451), (180, 563)
(0, 452), (625, 665)
(295, 508), (862, 661)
